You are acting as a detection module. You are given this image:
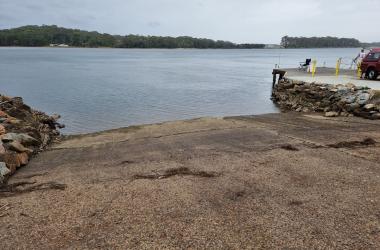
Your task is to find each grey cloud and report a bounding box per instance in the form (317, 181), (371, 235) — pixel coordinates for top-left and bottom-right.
(24, 4), (43, 11)
(148, 21), (161, 28)
(0, 0), (379, 43)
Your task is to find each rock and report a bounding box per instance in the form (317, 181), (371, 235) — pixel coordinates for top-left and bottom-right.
(57, 123), (65, 129)
(1, 133), (18, 142)
(354, 86), (362, 91)
(372, 113), (380, 120)
(5, 118), (21, 125)
(0, 118), (6, 123)
(0, 153), (20, 174)
(357, 93), (370, 105)
(364, 104), (375, 110)
(0, 142), (5, 154)
(336, 86), (350, 95)
(296, 107), (302, 112)
(17, 153), (29, 166)
(2, 133), (39, 146)
(51, 114), (61, 121)
(0, 96), (11, 102)
(0, 124), (5, 135)
(0, 110), (7, 118)
(346, 83), (356, 89)
(0, 162), (10, 176)
(7, 141), (33, 154)
(346, 103), (360, 112)
(341, 95), (356, 104)
(325, 111), (339, 117)
(0, 162), (11, 184)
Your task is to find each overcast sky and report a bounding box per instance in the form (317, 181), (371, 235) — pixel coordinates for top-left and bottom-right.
(0, 0), (379, 44)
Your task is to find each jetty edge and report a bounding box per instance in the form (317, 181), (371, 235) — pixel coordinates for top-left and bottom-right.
(272, 67), (380, 119)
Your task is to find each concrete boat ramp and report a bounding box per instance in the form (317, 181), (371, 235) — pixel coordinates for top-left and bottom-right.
(1, 113), (379, 249)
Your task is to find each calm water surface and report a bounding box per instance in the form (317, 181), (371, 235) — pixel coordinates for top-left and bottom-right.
(0, 47), (359, 134)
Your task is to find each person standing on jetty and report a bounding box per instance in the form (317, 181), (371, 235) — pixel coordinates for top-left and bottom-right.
(354, 49), (367, 66)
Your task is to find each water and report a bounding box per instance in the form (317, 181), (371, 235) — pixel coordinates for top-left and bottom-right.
(0, 47), (360, 134)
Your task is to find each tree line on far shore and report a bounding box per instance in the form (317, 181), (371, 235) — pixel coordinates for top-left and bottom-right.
(280, 36), (363, 48)
(361, 42), (380, 48)
(1, 25), (378, 49)
(0, 25), (265, 49)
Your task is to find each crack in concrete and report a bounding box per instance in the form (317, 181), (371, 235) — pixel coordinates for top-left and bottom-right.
(132, 167), (221, 180)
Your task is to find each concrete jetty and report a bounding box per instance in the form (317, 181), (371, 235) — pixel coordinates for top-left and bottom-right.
(272, 67), (380, 120)
(284, 67), (380, 90)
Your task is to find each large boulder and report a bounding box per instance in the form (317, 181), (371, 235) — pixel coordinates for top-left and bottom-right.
(357, 92), (370, 106)
(1, 133), (39, 146)
(17, 152), (29, 166)
(0, 152), (20, 174)
(7, 141), (33, 154)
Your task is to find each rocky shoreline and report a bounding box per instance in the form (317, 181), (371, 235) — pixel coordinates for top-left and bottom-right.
(0, 94), (63, 184)
(272, 78), (380, 119)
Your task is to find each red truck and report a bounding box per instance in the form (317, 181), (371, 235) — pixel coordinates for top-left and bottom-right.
(361, 48), (380, 80)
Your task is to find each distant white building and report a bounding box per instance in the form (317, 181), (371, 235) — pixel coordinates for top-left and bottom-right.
(265, 44), (282, 49)
(49, 44), (69, 47)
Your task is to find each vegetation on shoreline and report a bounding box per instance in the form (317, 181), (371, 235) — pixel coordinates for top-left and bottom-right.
(0, 25), (265, 49)
(1, 25), (378, 49)
(281, 36), (362, 48)
(361, 42), (380, 48)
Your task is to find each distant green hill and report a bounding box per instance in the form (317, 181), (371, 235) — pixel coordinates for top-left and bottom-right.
(0, 25), (265, 49)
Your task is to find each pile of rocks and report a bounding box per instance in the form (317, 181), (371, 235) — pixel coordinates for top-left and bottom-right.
(272, 78), (380, 119)
(0, 94), (63, 184)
